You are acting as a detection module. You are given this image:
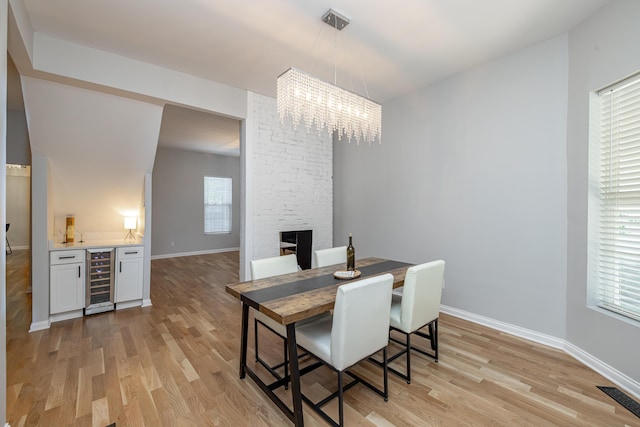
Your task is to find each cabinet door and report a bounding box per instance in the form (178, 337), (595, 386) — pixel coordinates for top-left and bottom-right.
(115, 256), (143, 303)
(50, 263), (85, 314)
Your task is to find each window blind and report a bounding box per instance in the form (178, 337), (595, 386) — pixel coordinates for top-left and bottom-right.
(596, 74), (640, 322)
(204, 176), (232, 234)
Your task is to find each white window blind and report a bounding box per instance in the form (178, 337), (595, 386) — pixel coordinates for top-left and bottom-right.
(594, 73), (640, 322)
(204, 176), (232, 234)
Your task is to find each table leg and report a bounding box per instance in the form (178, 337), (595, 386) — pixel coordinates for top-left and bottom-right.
(240, 302), (249, 379)
(286, 323), (304, 426)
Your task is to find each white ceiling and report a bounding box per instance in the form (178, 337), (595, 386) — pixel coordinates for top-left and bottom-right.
(158, 105), (240, 157)
(16, 0), (612, 155)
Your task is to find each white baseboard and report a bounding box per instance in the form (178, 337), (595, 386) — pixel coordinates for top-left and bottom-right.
(440, 304), (640, 400)
(49, 309), (84, 325)
(563, 341), (640, 400)
(116, 300), (142, 310)
(151, 247), (239, 260)
(440, 305), (565, 349)
(29, 319), (51, 332)
(141, 298), (152, 307)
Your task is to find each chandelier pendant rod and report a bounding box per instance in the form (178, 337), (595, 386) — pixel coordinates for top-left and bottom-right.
(276, 8), (382, 145)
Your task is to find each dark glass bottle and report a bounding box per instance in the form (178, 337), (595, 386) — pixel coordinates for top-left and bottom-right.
(347, 233), (355, 271)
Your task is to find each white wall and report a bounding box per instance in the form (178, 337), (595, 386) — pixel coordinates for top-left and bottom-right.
(1, 0), (9, 421)
(250, 93), (333, 270)
(22, 77), (163, 235)
(335, 35), (569, 338)
(7, 109), (29, 164)
(566, 0), (640, 386)
(27, 154), (50, 331)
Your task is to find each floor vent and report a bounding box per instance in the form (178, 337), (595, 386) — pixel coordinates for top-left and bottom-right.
(597, 386), (640, 419)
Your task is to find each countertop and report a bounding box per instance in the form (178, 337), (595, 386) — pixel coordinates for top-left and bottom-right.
(49, 239), (143, 251)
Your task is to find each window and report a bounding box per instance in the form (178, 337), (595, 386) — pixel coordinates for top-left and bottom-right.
(589, 72), (640, 322)
(204, 176), (232, 234)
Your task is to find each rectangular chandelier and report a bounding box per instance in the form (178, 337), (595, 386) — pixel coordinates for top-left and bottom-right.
(277, 67), (382, 145)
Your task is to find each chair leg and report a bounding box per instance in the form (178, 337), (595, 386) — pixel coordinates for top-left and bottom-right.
(383, 347), (389, 401)
(338, 371), (344, 427)
(406, 332), (411, 384)
(299, 354), (388, 427)
(432, 320), (438, 361)
(428, 322), (436, 350)
(382, 320), (439, 382)
(414, 320), (438, 362)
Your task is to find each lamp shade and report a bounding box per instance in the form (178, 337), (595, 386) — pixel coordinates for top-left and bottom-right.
(124, 216), (137, 230)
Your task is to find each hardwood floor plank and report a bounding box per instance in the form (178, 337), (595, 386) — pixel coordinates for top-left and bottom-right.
(44, 359), (67, 411)
(6, 249), (639, 426)
(90, 396), (109, 427)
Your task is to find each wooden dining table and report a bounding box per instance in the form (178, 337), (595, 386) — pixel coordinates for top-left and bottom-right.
(225, 257), (412, 426)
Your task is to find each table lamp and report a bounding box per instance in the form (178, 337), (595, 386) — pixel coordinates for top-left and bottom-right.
(124, 216), (137, 241)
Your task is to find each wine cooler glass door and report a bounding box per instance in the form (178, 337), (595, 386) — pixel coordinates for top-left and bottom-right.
(86, 248), (115, 314)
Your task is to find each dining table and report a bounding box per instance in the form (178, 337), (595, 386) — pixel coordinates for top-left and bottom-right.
(225, 257), (412, 426)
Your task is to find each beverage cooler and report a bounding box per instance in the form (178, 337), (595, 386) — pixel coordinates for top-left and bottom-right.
(85, 248), (115, 314)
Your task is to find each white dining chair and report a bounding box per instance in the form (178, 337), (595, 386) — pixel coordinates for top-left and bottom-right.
(250, 254), (299, 384)
(385, 260), (445, 383)
(314, 246), (347, 268)
(251, 253), (299, 280)
(296, 273), (394, 427)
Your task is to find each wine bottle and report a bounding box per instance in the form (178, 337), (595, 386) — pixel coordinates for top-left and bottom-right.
(347, 233), (355, 271)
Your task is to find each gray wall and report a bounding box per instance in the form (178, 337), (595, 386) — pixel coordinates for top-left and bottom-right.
(6, 168), (30, 248)
(7, 109), (30, 165)
(566, 0), (640, 384)
(6, 108), (30, 249)
(152, 146), (240, 257)
(335, 0), (640, 389)
(335, 35), (569, 338)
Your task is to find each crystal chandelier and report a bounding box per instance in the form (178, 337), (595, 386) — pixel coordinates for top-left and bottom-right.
(276, 9), (382, 145)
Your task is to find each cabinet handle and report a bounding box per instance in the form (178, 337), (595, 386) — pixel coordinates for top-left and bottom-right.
(124, 251), (138, 255)
(59, 255), (76, 260)
(78, 265), (81, 278)
(120, 262), (122, 273)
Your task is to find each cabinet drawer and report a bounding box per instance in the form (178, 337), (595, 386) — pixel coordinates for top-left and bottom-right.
(117, 246), (143, 259)
(50, 250), (85, 265)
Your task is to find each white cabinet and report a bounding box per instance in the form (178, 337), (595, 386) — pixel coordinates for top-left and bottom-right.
(115, 246), (144, 303)
(50, 250), (85, 314)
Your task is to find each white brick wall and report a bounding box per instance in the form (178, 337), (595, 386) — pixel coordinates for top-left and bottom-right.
(251, 94), (333, 263)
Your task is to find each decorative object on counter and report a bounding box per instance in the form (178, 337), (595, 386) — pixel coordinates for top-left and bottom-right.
(124, 216), (137, 242)
(66, 215), (75, 243)
(78, 230), (84, 243)
(333, 269), (361, 280)
(347, 232), (355, 271)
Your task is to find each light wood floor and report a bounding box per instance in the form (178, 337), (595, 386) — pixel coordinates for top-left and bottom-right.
(5, 249), (639, 426)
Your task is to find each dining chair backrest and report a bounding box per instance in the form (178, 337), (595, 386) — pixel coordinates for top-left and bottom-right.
(251, 254), (299, 280)
(314, 246), (347, 268)
(399, 260), (445, 333)
(331, 273), (393, 371)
